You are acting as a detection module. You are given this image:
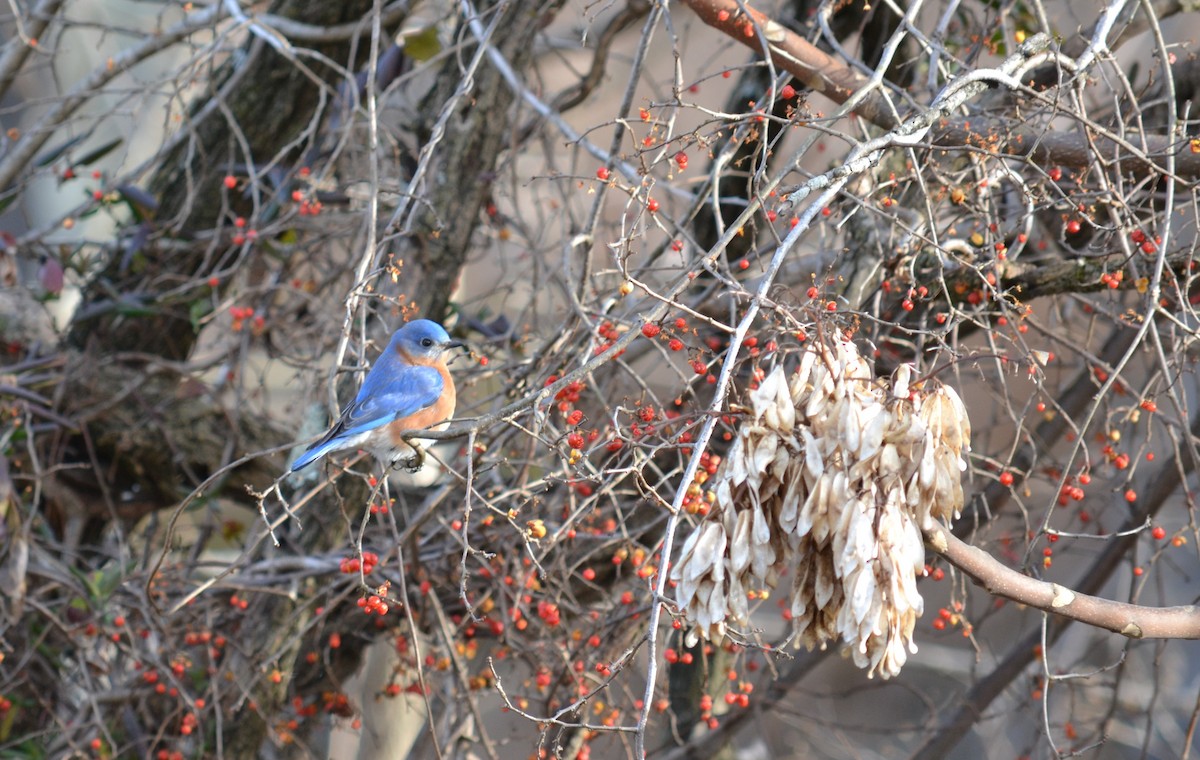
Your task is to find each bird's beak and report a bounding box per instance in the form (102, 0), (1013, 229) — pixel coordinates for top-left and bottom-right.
(446, 339), (468, 352)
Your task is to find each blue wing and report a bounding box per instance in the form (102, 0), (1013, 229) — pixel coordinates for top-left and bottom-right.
(290, 362), (443, 471)
(341, 363), (443, 438)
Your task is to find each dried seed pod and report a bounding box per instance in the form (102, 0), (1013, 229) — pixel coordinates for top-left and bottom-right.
(671, 336), (971, 679)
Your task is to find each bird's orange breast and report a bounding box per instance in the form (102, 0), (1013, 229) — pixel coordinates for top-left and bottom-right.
(386, 358), (456, 445)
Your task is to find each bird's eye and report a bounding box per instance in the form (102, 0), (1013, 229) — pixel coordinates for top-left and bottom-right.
(421, 338), (434, 348)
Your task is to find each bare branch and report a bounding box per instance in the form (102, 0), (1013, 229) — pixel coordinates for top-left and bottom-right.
(928, 524), (1200, 639)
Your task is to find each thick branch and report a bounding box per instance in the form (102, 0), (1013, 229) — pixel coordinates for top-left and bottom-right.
(0, 0), (66, 104)
(681, 0), (895, 128)
(927, 525), (1200, 639)
(910, 402), (1200, 758)
(681, 0), (1200, 177)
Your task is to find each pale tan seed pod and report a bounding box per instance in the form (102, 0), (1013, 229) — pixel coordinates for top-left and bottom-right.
(673, 336), (969, 680)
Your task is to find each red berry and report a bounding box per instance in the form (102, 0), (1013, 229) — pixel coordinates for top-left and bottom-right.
(1048, 167), (1062, 181)
(675, 152), (688, 170)
(1152, 526), (1166, 540)
(999, 472), (1014, 486)
(596, 167), (610, 181)
(780, 84), (796, 100)
(1066, 219), (1082, 234)
(647, 198), (659, 213)
(641, 323), (661, 338)
(223, 175), (237, 189)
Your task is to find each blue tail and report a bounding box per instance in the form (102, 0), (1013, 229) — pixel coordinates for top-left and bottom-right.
(289, 438), (341, 472)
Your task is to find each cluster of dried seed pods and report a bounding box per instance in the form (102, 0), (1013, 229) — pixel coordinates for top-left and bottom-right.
(672, 335), (971, 678)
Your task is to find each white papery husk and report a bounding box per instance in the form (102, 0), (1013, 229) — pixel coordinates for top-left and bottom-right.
(671, 335), (971, 679)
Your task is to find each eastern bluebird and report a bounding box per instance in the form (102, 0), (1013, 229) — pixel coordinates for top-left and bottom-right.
(289, 319), (463, 472)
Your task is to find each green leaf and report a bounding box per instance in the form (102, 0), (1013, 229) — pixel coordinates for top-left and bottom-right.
(34, 134), (87, 167)
(189, 299), (212, 333)
(73, 564), (131, 604)
(34, 136), (122, 169)
(403, 26), (441, 62)
(989, 28), (1007, 56)
(73, 138), (123, 167)
(0, 191), (18, 216)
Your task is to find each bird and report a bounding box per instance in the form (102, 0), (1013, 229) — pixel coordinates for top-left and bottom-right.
(289, 319), (464, 473)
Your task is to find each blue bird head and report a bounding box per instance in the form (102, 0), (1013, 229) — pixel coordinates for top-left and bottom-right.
(389, 319), (464, 362)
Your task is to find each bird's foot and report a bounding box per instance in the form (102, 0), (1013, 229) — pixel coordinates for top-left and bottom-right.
(400, 444), (426, 472)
